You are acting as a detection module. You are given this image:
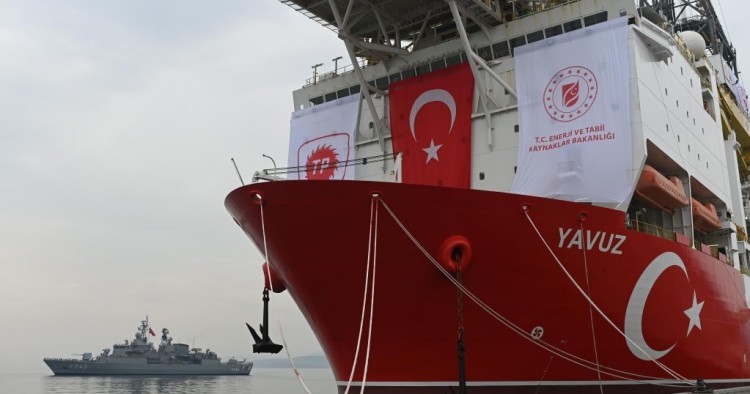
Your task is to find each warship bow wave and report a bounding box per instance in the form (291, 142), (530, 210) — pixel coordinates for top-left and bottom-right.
(227, 0), (750, 393)
(44, 317), (252, 375)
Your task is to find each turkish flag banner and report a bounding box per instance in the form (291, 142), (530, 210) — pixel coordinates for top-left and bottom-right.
(389, 63), (473, 188)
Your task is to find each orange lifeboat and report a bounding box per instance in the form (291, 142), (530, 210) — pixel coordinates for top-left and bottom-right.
(635, 165), (689, 212)
(691, 198), (721, 232)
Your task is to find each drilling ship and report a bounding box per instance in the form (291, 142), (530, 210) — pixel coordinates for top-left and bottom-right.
(226, 0), (750, 392)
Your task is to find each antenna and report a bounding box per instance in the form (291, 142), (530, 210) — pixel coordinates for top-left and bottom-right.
(311, 63), (323, 84)
(332, 56), (343, 75)
(231, 158), (245, 186)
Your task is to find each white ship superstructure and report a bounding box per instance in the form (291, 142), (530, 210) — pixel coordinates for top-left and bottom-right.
(270, 0), (750, 273)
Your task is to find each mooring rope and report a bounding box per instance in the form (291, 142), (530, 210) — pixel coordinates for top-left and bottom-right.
(279, 322), (313, 394)
(258, 194), (312, 393)
(344, 195), (378, 394)
(378, 197), (692, 388)
(360, 195), (380, 394)
(522, 207), (690, 384)
(580, 219), (604, 394)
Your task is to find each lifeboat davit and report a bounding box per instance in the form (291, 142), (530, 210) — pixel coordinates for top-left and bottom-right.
(691, 198), (722, 232)
(635, 164), (689, 212)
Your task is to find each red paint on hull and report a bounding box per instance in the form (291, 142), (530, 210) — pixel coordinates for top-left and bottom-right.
(225, 180), (750, 392)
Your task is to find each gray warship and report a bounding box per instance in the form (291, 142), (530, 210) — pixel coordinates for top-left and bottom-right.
(44, 317), (252, 375)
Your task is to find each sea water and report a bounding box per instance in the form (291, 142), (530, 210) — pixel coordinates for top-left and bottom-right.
(0, 368), (337, 394)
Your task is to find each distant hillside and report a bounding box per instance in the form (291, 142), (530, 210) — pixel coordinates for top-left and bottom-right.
(252, 354), (330, 369)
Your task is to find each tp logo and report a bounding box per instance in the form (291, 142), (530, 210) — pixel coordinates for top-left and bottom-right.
(296, 133), (351, 180)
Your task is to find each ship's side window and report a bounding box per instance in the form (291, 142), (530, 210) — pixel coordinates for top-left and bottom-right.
(446, 54), (463, 66)
(389, 73), (402, 84)
(527, 30), (544, 44)
(401, 68), (416, 80)
(509, 36), (526, 55)
(416, 63), (431, 75)
(514, 124), (519, 133)
(336, 88), (350, 99)
(375, 77), (389, 90)
(478, 45), (493, 61)
(430, 59), (446, 71)
(349, 84), (360, 94)
(324, 92), (337, 102)
(545, 25), (563, 38)
(563, 19), (582, 33)
(310, 96), (324, 106)
(583, 11), (608, 27)
(492, 41), (510, 59)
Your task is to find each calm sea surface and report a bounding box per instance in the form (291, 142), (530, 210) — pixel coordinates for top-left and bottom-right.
(0, 368), (337, 394)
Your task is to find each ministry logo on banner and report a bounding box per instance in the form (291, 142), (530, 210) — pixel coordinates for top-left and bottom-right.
(288, 95), (358, 180)
(511, 17), (633, 205)
(543, 66), (598, 122)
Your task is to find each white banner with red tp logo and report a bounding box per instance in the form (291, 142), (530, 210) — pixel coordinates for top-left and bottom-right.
(288, 95), (358, 180)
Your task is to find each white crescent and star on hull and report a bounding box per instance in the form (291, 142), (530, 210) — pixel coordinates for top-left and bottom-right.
(408, 89), (456, 164)
(624, 252), (704, 361)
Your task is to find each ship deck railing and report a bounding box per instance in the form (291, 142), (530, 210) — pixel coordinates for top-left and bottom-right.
(628, 219), (676, 242)
(301, 0), (590, 93)
(252, 153), (396, 182)
(629, 220), (735, 266)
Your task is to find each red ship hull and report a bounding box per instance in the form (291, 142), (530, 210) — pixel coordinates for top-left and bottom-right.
(226, 180), (750, 393)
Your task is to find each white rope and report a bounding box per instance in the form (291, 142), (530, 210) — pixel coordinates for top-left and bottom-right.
(279, 322), (313, 394)
(344, 197), (376, 394)
(259, 194), (274, 294)
(523, 208), (691, 384)
(257, 194), (313, 393)
(360, 196), (379, 394)
(378, 198), (692, 388)
(580, 220), (603, 394)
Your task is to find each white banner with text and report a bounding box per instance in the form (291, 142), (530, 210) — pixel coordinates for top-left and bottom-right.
(511, 17), (632, 204)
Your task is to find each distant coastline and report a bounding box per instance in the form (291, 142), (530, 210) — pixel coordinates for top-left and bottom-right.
(252, 355), (330, 369)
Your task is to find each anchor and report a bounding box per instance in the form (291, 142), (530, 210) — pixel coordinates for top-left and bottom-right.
(246, 287), (283, 354)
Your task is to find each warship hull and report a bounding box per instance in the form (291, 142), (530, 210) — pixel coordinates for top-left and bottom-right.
(43, 358), (252, 376)
(44, 317), (251, 376)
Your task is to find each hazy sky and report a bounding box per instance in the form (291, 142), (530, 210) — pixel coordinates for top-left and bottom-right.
(2, 0), (750, 376)
(0, 0), (342, 373)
